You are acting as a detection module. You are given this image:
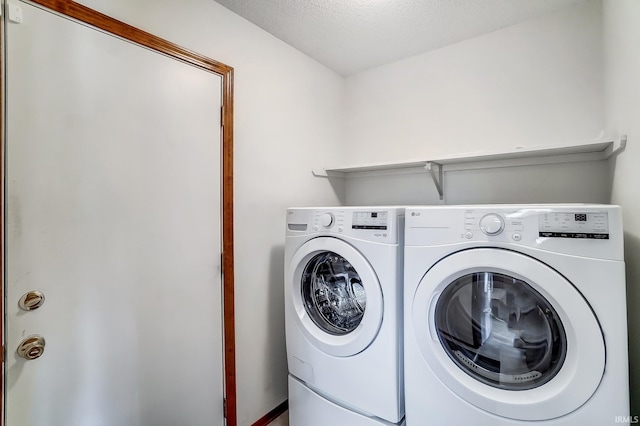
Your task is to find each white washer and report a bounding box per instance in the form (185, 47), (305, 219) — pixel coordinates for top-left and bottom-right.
(285, 207), (405, 425)
(404, 204), (630, 425)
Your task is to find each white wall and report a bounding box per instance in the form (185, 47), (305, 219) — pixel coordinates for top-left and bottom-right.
(603, 0), (640, 416)
(72, 1), (345, 424)
(341, 0), (637, 416)
(341, 0), (638, 416)
(345, 0), (603, 163)
(341, 0), (606, 206)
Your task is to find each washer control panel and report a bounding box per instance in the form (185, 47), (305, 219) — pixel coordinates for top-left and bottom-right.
(352, 211), (388, 230)
(320, 212), (335, 228)
(286, 208), (401, 243)
(311, 210), (345, 232)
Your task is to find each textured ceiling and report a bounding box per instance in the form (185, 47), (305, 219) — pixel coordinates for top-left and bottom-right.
(214, 0), (590, 76)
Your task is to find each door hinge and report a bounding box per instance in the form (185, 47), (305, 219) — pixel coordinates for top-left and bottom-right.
(223, 398), (227, 418)
(220, 105), (224, 128)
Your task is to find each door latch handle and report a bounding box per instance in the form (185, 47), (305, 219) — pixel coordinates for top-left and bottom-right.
(17, 336), (46, 360)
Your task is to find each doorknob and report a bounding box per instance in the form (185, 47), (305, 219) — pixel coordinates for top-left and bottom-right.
(17, 336), (46, 360)
(18, 290), (45, 311)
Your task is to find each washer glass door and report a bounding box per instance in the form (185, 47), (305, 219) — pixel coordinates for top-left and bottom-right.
(435, 272), (566, 390)
(289, 237), (383, 357)
(301, 251), (367, 335)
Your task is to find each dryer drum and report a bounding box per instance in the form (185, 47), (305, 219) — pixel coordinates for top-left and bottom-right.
(435, 272), (567, 391)
(301, 251), (367, 336)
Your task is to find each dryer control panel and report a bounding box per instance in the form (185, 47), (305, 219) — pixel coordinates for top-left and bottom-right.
(405, 204), (623, 260)
(460, 209), (611, 241)
(538, 212), (609, 239)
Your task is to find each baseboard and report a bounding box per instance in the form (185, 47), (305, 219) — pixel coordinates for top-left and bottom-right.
(251, 400), (289, 426)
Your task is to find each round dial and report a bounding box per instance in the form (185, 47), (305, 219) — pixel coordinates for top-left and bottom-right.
(321, 213), (335, 228)
(479, 213), (505, 235)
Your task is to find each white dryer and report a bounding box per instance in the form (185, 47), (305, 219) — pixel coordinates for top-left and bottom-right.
(404, 205), (630, 425)
(285, 207), (405, 425)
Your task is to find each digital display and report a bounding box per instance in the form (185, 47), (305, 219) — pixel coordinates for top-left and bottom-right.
(352, 211), (388, 230)
(538, 212), (609, 239)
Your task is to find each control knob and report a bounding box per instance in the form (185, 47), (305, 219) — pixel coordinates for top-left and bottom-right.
(480, 213), (505, 236)
(321, 213), (334, 228)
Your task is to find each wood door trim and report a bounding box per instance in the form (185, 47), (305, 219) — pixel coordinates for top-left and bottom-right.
(0, 1), (237, 425)
(0, 13), (4, 423)
(251, 400), (288, 426)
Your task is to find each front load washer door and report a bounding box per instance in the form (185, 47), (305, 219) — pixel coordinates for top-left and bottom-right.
(411, 248), (605, 421)
(288, 237), (383, 357)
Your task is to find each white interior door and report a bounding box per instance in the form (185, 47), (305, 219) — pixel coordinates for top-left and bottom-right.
(4, 2), (224, 425)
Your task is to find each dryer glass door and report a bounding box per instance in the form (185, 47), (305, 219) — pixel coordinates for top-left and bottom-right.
(411, 248), (605, 420)
(301, 251), (366, 335)
(435, 272), (566, 390)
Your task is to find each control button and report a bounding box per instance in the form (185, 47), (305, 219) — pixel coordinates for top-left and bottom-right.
(512, 233), (522, 241)
(313, 225), (319, 231)
(464, 231), (473, 239)
(321, 213), (334, 228)
(338, 226), (343, 232)
(480, 213), (505, 236)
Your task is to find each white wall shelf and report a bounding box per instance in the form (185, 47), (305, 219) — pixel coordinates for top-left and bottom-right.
(312, 135), (627, 200)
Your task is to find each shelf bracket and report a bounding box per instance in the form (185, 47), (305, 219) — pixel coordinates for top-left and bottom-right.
(312, 168), (328, 177)
(607, 134), (628, 158)
(425, 161), (444, 200)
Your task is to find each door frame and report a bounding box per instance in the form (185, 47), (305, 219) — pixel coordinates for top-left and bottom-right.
(0, 1), (237, 425)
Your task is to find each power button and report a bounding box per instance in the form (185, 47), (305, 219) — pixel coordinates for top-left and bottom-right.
(512, 233), (522, 241)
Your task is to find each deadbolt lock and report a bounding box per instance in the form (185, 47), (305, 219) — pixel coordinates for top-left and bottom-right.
(18, 290), (45, 311)
(17, 336), (46, 360)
